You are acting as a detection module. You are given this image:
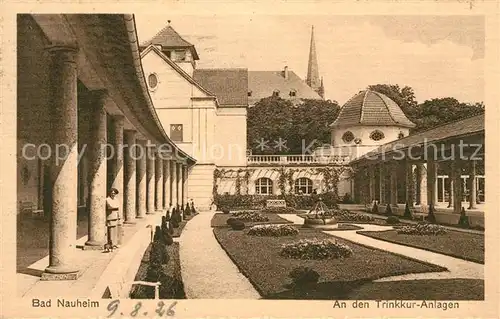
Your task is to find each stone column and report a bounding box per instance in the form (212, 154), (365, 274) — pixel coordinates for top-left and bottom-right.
(390, 163), (398, 206)
(111, 115), (124, 244)
(378, 164), (385, 204)
(171, 160), (178, 207)
(155, 155), (163, 212)
(43, 45), (79, 279)
(176, 162), (182, 207)
(416, 163), (428, 207)
(163, 159), (170, 209)
(84, 90), (108, 250)
(124, 130), (137, 224)
(405, 161), (414, 207)
(414, 164), (421, 205)
(426, 159), (437, 210)
(182, 165), (188, 207)
(146, 144), (156, 214)
(468, 160), (477, 209)
(369, 166), (375, 203)
(136, 139), (147, 218)
(452, 160), (463, 214)
(447, 162), (454, 208)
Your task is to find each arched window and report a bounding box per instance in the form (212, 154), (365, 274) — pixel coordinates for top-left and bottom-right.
(342, 131), (355, 143)
(272, 90), (280, 97)
(370, 130), (385, 141)
(294, 177), (313, 195)
(255, 177), (273, 195)
(148, 73), (158, 90)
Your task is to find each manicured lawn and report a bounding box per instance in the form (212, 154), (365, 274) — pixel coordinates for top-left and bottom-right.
(358, 230), (484, 264)
(213, 227), (447, 299)
(130, 242), (186, 299)
(349, 279), (484, 300)
(210, 213), (292, 228)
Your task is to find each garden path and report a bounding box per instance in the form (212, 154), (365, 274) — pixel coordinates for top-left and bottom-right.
(178, 211), (261, 299)
(277, 214), (484, 281)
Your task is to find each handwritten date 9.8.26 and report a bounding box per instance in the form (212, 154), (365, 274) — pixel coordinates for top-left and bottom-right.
(107, 299), (176, 317)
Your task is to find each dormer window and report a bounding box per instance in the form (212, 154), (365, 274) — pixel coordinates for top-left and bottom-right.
(174, 50), (186, 62)
(289, 89), (297, 97)
(272, 90), (280, 97)
(248, 91), (253, 97)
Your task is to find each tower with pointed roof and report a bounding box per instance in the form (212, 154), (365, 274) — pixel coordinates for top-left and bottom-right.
(140, 20), (199, 76)
(306, 26), (325, 99)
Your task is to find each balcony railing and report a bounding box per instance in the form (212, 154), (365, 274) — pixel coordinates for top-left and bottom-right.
(247, 154), (351, 165)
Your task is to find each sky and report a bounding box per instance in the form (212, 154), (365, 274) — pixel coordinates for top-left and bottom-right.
(135, 14), (484, 106)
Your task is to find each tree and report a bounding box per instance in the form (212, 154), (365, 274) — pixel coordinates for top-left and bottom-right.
(247, 97), (340, 154)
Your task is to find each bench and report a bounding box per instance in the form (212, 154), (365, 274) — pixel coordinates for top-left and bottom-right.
(266, 199), (286, 208)
(19, 201), (44, 219)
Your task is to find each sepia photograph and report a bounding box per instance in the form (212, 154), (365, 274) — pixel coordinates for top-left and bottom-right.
(1, 1), (498, 318)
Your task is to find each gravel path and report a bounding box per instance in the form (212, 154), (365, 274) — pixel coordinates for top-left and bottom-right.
(277, 214), (484, 281)
(179, 211), (261, 299)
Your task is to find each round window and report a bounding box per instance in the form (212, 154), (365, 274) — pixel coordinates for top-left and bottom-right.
(148, 73), (158, 90)
(342, 131), (355, 143)
(370, 130), (385, 141)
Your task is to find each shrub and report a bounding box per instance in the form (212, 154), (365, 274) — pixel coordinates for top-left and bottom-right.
(404, 202), (412, 219)
(289, 267), (320, 287)
(397, 223), (447, 235)
(230, 220), (245, 230)
(261, 206), (297, 214)
(341, 192), (354, 204)
(425, 204), (436, 223)
(214, 193), (339, 210)
(327, 209), (374, 222)
(247, 224), (299, 237)
(385, 204), (393, 216)
(226, 217), (238, 226)
(371, 201), (379, 214)
(231, 211), (269, 222)
(280, 239), (353, 260)
(222, 208), (230, 214)
(386, 216), (400, 225)
(185, 203), (191, 216)
(165, 210), (171, 221)
(149, 241), (169, 265)
(458, 207), (470, 228)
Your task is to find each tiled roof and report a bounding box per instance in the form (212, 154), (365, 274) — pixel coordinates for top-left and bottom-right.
(351, 113), (485, 163)
(193, 68), (249, 107)
(332, 90), (416, 128)
(248, 70), (322, 105)
(141, 24), (199, 60)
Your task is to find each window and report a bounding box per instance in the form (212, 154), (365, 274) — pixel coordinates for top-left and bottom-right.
(248, 91), (252, 97)
(289, 89), (297, 97)
(165, 50), (172, 59)
(369, 130), (385, 141)
(342, 131), (355, 143)
(398, 131), (405, 139)
(170, 124), (183, 142)
(148, 73), (158, 90)
(255, 177), (273, 195)
(175, 50), (186, 61)
(272, 90), (280, 97)
(294, 177), (313, 195)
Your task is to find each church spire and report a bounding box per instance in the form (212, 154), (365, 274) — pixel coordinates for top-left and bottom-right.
(306, 25), (323, 98)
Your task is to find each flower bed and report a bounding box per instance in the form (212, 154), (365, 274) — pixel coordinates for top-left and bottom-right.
(397, 223), (447, 235)
(323, 209), (375, 222)
(211, 213), (291, 228)
(231, 211), (269, 222)
(248, 224), (299, 237)
(261, 206), (298, 214)
(280, 239), (353, 260)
